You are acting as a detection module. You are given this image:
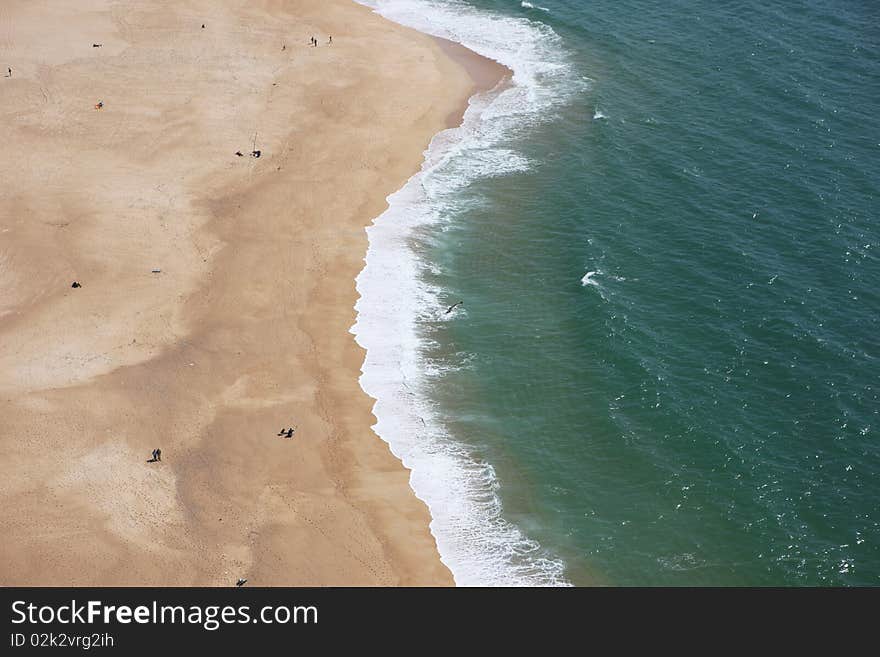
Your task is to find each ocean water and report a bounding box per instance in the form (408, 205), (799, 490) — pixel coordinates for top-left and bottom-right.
(352, 0), (880, 585)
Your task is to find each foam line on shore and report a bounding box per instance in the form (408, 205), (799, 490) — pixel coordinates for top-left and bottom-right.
(352, 0), (585, 586)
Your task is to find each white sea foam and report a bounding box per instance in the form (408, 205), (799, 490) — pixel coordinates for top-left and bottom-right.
(593, 109), (607, 120)
(521, 1), (551, 12)
(352, 0), (583, 586)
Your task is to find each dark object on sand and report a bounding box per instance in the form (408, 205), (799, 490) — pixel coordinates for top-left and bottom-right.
(235, 151), (244, 157)
(286, 428), (294, 438)
(149, 448), (162, 462)
(71, 281), (82, 288)
(236, 579), (247, 587)
(445, 300), (463, 314)
(251, 150), (261, 158)
(92, 43), (102, 48)
(277, 428), (286, 436)
(95, 101), (103, 110)
(202, 24), (206, 29)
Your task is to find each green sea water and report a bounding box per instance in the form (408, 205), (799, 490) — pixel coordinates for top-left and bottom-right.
(357, 0), (879, 585)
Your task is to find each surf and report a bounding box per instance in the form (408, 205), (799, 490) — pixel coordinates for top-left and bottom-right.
(352, 0), (583, 586)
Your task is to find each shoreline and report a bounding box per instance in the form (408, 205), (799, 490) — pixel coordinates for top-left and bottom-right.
(431, 36), (512, 127)
(0, 0), (507, 585)
(348, 21), (512, 585)
(350, 1), (574, 586)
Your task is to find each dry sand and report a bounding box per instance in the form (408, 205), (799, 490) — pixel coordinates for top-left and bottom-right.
(0, 0), (508, 585)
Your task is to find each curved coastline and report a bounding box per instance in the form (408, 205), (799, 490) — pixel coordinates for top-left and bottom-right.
(352, 0), (581, 585)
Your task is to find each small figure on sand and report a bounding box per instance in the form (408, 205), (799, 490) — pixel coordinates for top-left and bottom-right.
(445, 300), (463, 314)
(71, 281), (82, 288)
(236, 578), (247, 587)
(92, 43), (102, 48)
(150, 448), (162, 462)
(235, 151), (244, 157)
(328, 35), (332, 44)
(95, 101), (103, 110)
(7, 67), (11, 78)
(286, 427), (295, 438)
(202, 24), (205, 29)
(282, 43), (286, 51)
(251, 149), (261, 158)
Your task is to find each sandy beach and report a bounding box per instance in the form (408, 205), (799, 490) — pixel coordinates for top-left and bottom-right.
(0, 0), (507, 585)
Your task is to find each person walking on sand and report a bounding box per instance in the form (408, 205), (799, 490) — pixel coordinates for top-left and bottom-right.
(328, 35), (332, 44)
(155, 448), (161, 462)
(7, 68), (11, 78)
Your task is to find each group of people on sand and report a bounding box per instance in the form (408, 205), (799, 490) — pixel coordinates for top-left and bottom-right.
(4, 32), (334, 78)
(146, 423), (295, 465)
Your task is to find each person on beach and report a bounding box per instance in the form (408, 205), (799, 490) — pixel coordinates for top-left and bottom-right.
(328, 36), (332, 44)
(155, 448), (161, 462)
(7, 68), (11, 78)
(286, 428), (294, 438)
